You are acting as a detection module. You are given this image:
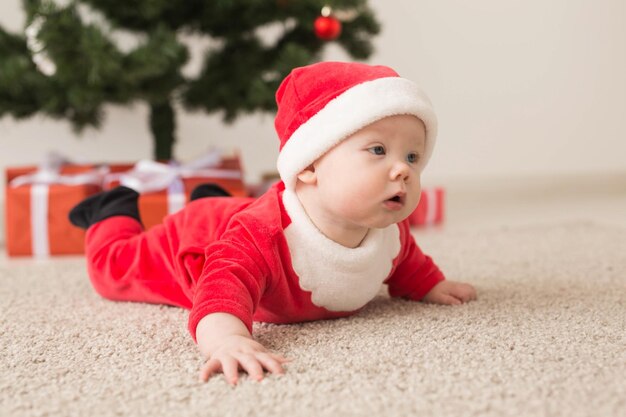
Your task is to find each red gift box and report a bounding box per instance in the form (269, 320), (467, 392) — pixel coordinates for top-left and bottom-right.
(408, 187), (445, 227)
(5, 164), (104, 257)
(137, 174), (247, 230)
(4, 151), (248, 255)
(105, 153), (248, 230)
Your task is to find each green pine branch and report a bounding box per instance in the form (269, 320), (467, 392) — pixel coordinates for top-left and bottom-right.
(1, 0), (380, 160)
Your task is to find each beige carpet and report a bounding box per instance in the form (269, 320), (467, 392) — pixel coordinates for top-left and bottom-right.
(1, 221), (625, 417)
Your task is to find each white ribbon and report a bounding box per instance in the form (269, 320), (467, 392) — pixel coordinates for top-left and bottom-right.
(30, 184), (49, 258)
(115, 149), (241, 214)
(9, 152), (107, 257)
(9, 168), (105, 188)
(423, 188), (439, 226)
(167, 178), (186, 214)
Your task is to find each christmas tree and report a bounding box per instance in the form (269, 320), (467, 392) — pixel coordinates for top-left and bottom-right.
(0, 0), (380, 160)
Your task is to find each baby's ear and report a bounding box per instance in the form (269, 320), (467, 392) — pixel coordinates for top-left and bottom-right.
(296, 164), (316, 185)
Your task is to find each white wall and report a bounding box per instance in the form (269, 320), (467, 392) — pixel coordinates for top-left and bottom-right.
(2, 0), (626, 236)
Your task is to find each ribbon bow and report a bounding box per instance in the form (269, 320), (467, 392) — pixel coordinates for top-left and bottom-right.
(112, 149), (243, 216)
(117, 149), (241, 194)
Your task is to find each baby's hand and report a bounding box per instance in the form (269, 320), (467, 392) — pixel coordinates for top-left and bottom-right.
(198, 334), (291, 385)
(422, 280), (477, 305)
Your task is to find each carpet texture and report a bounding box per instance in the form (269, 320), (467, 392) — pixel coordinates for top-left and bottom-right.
(1, 222), (625, 417)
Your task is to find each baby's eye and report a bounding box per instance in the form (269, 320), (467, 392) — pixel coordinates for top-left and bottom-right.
(368, 146), (386, 155)
(407, 153), (419, 164)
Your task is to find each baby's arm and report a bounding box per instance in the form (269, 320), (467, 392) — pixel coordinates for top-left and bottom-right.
(196, 312), (291, 385)
(386, 220), (477, 303)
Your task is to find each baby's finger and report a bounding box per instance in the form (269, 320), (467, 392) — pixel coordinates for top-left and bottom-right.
(469, 286), (478, 300)
(465, 290), (477, 302)
(439, 293), (463, 305)
(269, 353), (293, 363)
(256, 352), (286, 375)
(199, 358), (221, 382)
(221, 356), (240, 386)
(233, 353), (265, 382)
(454, 290), (472, 303)
(459, 285), (477, 302)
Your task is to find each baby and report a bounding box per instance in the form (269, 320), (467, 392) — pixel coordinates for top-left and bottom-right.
(69, 61), (477, 385)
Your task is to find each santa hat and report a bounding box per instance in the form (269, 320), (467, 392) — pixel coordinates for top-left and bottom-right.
(275, 61), (438, 191)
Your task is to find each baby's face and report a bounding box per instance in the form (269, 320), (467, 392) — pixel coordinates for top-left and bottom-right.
(311, 114), (426, 229)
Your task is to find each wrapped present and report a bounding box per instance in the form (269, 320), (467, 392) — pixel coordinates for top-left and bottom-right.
(5, 154), (106, 257)
(105, 150), (248, 230)
(408, 187), (445, 227)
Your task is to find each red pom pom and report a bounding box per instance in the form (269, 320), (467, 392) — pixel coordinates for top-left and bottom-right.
(314, 15), (342, 40)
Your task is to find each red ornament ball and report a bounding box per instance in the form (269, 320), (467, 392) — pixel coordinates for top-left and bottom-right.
(314, 15), (342, 40)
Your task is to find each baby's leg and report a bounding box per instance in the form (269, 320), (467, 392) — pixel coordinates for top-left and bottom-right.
(85, 216), (191, 308)
(70, 187), (190, 308)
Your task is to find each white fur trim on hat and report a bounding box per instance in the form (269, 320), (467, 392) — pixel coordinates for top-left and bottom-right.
(276, 77), (438, 190)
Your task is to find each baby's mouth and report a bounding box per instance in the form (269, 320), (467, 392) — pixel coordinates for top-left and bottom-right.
(385, 192), (406, 206)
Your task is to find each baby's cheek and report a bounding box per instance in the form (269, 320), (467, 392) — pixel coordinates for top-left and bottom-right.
(324, 175), (375, 212)
(337, 185), (374, 211)
(407, 192), (421, 212)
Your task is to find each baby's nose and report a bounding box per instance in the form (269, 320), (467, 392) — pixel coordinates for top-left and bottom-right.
(390, 161), (411, 181)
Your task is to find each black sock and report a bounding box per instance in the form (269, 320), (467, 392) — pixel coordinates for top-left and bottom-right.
(190, 183), (231, 201)
(69, 186), (141, 229)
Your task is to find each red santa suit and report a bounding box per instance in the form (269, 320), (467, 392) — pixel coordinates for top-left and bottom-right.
(85, 181), (445, 342)
(79, 61), (444, 343)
